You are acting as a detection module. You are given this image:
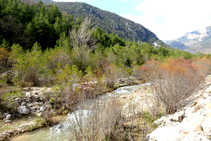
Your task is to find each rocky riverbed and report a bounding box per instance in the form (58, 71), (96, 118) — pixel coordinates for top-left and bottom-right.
(5, 73), (211, 141)
(0, 87), (67, 140)
(0, 78), (143, 140)
(7, 83), (154, 141)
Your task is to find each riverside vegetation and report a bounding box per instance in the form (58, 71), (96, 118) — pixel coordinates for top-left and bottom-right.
(0, 0), (211, 140)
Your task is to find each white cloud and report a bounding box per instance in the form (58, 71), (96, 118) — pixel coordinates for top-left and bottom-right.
(124, 0), (211, 40)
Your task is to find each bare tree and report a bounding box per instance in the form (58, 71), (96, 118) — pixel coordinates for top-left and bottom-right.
(69, 17), (97, 70)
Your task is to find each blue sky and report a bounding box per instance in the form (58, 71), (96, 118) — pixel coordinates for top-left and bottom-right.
(53, 0), (211, 40)
(53, 0), (144, 16)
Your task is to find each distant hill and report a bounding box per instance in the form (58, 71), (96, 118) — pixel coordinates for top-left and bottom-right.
(165, 26), (211, 53)
(34, 0), (54, 4)
(37, 1), (168, 47)
(165, 40), (189, 50)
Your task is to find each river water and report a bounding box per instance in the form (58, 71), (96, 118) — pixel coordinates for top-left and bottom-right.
(11, 84), (149, 141)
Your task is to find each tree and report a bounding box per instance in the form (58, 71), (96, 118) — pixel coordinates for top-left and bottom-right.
(69, 17), (97, 71)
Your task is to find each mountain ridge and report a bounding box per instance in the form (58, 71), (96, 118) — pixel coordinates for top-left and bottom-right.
(37, 0), (168, 47)
(165, 26), (211, 53)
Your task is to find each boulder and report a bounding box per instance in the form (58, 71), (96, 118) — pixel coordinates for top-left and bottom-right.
(21, 102), (26, 106)
(33, 94), (39, 99)
(194, 125), (203, 131)
(172, 112), (180, 121)
(154, 116), (167, 125)
(18, 106), (30, 115)
(5, 120), (12, 123)
(25, 92), (32, 97)
(5, 114), (11, 120)
(205, 85), (211, 92)
(182, 114), (205, 132)
(39, 106), (46, 112)
(181, 131), (209, 141)
(36, 112), (42, 117)
(203, 93), (210, 97)
(15, 97), (21, 101)
(146, 127), (180, 141)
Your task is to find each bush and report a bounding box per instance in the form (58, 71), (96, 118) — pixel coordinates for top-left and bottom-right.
(143, 59), (205, 114)
(68, 97), (123, 141)
(192, 55), (211, 76)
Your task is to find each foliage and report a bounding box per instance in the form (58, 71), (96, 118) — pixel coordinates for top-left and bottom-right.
(0, 0), (77, 50)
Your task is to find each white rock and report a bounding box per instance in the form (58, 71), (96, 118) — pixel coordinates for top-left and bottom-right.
(154, 116), (167, 125)
(25, 92), (32, 97)
(181, 115), (205, 132)
(15, 98), (20, 101)
(182, 117), (189, 123)
(201, 117), (211, 133)
(36, 112), (42, 117)
(21, 102), (26, 106)
(147, 127), (180, 141)
(4, 120), (12, 123)
(206, 97), (211, 102)
(173, 112), (180, 121)
(34, 95), (39, 99)
(39, 106), (46, 112)
(18, 106), (30, 115)
(197, 99), (207, 106)
(5, 114), (11, 120)
(19, 121), (35, 128)
(205, 85), (211, 92)
(203, 93), (210, 97)
(181, 131), (209, 141)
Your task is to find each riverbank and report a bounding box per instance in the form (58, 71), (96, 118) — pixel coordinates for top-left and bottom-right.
(9, 83), (155, 141)
(0, 78), (143, 140)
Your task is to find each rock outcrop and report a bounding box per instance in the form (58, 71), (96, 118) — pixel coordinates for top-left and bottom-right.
(147, 75), (211, 141)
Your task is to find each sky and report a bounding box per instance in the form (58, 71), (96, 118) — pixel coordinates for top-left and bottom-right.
(53, 0), (211, 41)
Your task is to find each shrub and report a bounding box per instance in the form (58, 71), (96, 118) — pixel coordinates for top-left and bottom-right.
(0, 47), (13, 83)
(144, 59), (205, 114)
(192, 56), (211, 76)
(68, 98), (123, 141)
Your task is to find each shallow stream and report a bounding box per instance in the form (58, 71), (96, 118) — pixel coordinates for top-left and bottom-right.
(11, 84), (149, 141)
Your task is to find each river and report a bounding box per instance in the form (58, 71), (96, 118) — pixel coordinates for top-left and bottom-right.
(11, 83), (150, 141)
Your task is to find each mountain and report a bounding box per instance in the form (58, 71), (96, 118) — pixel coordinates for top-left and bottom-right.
(40, 1), (168, 47)
(165, 26), (211, 53)
(34, 0), (54, 4)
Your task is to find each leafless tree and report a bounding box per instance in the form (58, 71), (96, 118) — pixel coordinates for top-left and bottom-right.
(69, 17), (97, 70)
